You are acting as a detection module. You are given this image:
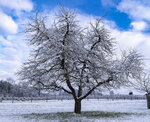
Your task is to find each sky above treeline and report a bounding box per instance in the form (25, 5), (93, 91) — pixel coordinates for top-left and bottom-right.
(0, 0), (150, 80)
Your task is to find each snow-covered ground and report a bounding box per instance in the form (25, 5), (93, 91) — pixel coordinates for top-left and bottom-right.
(0, 99), (150, 122)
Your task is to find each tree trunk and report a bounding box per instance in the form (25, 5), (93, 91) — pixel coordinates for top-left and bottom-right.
(74, 100), (81, 114)
(38, 89), (40, 97)
(146, 94), (150, 109)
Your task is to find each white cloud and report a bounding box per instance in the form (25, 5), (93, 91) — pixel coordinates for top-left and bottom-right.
(0, 35), (12, 47)
(0, 11), (18, 34)
(115, 0), (150, 67)
(117, 0), (150, 21)
(0, 70), (14, 80)
(131, 21), (147, 31)
(112, 29), (149, 51)
(112, 30), (142, 49)
(110, 28), (150, 69)
(0, 0), (33, 12)
(0, 0), (33, 79)
(0, 34), (29, 80)
(101, 0), (116, 7)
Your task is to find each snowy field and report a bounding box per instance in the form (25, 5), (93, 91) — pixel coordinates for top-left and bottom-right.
(0, 99), (150, 122)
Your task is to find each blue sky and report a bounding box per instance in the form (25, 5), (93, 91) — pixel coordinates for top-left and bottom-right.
(33, 0), (131, 30)
(0, 0), (150, 83)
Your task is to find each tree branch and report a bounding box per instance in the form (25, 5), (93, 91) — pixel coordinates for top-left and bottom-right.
(79, 77), (113, 100)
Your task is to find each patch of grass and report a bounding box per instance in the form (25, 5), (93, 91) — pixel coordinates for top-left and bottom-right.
(22, 111), (133, 121)
(82, 111), (131, 118)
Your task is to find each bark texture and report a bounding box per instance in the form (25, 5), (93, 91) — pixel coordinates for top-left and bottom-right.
(74, 100), (81, 114)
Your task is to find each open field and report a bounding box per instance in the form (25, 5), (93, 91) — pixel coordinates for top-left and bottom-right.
(0, 99), (150, 122)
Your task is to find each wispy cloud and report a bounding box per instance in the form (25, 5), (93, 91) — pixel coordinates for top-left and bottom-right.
(0, 11), (18, 34)
(0, 0), (34, 79)
(117, 0), (150, 21)
(131, 21), (147, 31)
(100, 0), (116, 7)
(0, 34), (29, 79)
(0, 0), (33, 12)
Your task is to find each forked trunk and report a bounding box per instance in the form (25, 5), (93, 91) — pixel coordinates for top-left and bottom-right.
(146, 94), (150, 109)
(74, 100), (81, 114)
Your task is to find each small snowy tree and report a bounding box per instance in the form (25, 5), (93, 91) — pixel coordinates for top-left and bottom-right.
(131, 71), (150, 109)
(18, 8), (143, 114)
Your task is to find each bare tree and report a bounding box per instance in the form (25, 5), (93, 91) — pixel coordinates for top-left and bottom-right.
(17, 7), (143, 114)
(131, 71), (150, 109)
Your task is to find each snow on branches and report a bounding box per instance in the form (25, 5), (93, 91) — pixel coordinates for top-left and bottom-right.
(17, 7), (144, 101)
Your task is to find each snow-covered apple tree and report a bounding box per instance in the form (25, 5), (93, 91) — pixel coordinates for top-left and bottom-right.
(18, 7), (143, 114)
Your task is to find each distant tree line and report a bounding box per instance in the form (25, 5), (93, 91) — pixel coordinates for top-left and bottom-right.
(0, 79), (42, 97)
